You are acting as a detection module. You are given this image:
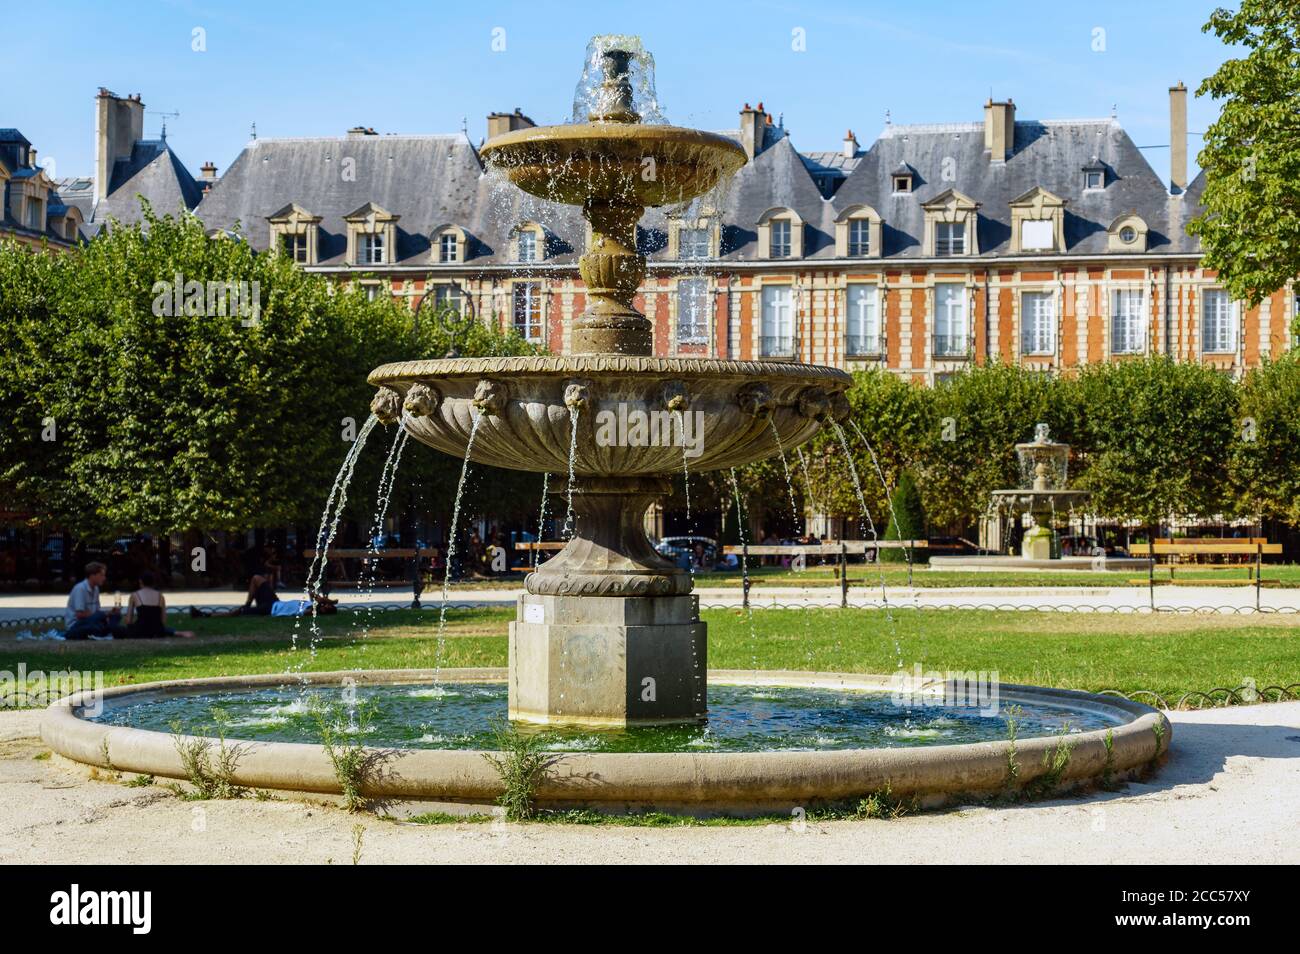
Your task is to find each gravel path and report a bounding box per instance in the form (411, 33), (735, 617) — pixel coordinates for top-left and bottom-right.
(3, 703), (1297, 864)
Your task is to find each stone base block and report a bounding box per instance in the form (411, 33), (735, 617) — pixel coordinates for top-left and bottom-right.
(508, 593), (706, 727)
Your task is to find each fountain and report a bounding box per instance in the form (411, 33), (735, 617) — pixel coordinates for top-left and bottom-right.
(40, 40), (1168, 812)
(932, 423), (1148, 572)
(367, 40), (851, 726)
(992, 423), (1090, 561)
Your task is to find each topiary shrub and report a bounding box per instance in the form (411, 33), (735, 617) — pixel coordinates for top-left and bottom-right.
(881, 470), (926, 563)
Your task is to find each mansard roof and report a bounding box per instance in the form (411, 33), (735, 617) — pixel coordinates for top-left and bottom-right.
(834, 119), (1178, 257)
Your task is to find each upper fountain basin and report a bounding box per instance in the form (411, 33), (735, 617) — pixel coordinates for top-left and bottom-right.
(368, 355), (852, 476)
(480, 124), (747, 208)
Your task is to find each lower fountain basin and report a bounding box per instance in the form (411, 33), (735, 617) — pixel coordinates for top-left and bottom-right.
(44, 669), (1169, 812)
(367, 355), (852, 476)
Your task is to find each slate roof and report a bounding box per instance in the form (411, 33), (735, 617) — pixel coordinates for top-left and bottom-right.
(0, 128), (80, 246)
(191, 113), (1200, 268)
(193, 133), (589, 266)
(833, 119), (1179, 258)
(92, 139), (203, 228)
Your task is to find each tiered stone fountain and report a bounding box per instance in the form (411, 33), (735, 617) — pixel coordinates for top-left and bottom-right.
(367, 42), (851, 726)
(42, 41), (1168, 813)
(992, 423), (1090, 561)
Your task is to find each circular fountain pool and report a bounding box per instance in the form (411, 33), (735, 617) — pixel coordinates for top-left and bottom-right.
(88, 680), (1125, 754)
(42, 669), (1168, 813)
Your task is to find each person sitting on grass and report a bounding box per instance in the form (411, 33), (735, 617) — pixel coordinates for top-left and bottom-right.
(123, 571), (195, 639)
(62, 562), (126, 640)
(197, 561), (280, 617)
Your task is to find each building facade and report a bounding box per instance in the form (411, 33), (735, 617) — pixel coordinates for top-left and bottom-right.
(184, 86), (1296, 379)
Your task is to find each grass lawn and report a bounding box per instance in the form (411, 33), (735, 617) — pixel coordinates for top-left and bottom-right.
(1, 605), (1295, 705)
(688, 563), (1300, 588)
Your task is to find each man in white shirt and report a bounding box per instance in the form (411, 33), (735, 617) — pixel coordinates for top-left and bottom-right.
(63, 562), (124, 640)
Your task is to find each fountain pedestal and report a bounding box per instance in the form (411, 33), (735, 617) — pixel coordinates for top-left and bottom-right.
(509, 592), (706, 726)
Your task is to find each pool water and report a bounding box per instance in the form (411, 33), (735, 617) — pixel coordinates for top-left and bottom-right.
(91, 682), (1125, 754)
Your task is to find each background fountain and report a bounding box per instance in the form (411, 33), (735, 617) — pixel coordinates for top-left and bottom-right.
(991, 423), (1090, 561)
(367, 38), (852, 726)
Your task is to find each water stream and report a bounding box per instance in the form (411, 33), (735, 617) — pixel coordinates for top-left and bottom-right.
(433, 413), (484, 680)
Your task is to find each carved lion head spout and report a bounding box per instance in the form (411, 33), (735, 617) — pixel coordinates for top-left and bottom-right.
(660, 380), (690, 412)
(737, 382), (775, 419)
(370, 387), (403, 424)
(472, 378), (508, 417)
(564, 379), (593, 410)
(403, 383), (441, 418)
(797, 387), (830, 421)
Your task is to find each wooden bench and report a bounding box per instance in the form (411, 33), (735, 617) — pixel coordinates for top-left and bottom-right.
(1127, 540), (1282, 583)
(720, 541), (929, 607)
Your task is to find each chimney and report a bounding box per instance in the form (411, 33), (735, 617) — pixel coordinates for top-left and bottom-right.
(95, 89), (145, 203)
(28, 147), (37, 169)
(739, 102), (768, 160)
(347, 126), (379, 137)
(1169, 81), (1188, 193)
(842, 129), (858, 159)
(200, 161), (218, 182)
(983, 98), (1015, 161)
(486, 108), (535, 141)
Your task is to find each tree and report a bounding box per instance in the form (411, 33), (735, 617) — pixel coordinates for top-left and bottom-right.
(881, 470), (926, 563)
(1070, 358), (1237, 527)
(919, 363), (1069, 529)
(1231, 353), (1300, 523)
(1187, 1), (1300, 312)
(0, 205), (539, 540)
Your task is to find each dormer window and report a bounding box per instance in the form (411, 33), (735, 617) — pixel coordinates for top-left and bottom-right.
(440, 233), (458, 263)
(770, 220), (791, 258)
(1083, 159), (1106, 191)
(922, 189), (980, 257)
(758, 208), (803, 260)
(834, 204), (882, 259)
(267, 203), (322, 266)
(359, 232), (385, 265)
(848, 220), (870, 256)
(1107, 212), (1149, 253)
(936, 222), (966, 256)
(281, 232), (308, 263)
(343, 202), (399, 267)
(1009, 187), (1067, 254)
(892, 175), (912, 194)
(681, 227), (710, 259)
(517, 230), (536, 262)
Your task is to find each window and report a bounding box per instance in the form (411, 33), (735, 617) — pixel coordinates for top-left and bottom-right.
(513, 282), (543, 341)
(676, 278), (709, 344)
(760, 285), (794, 357)
(1201, 289), (1236, 354)
(516, 230), (537, 263)
(1021, 291), (1055, 355)
(1119, 226), (1137, 245)
(935, 222), (966, 256)
(439, 233), (459, 263)
(433, 283), (463, 314)
(892, 175), (912, 193)
(281, 233), (308, 263)
(934, 284), (968, 356)
(359, 232), (385, 265)
(846, 284), (881, 356)
(1085, 170), (1104, 190)
(1020, 219), (1054, 251)
(26, 197), (43, 230)
(1111, 289), (1146, 354)
(848, 219), (871, 257)
(363, 284), (381, 302)
(680, 227), (710, 260)
(769, 219), (791, 258)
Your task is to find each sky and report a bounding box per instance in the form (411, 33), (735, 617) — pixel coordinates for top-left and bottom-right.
(6, 0), (1234, 187)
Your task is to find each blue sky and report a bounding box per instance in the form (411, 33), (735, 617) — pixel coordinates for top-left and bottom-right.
(7, 0), (1232, 185)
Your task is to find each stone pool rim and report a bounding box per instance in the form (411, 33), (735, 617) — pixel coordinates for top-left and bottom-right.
(41, 668), (1169, 811)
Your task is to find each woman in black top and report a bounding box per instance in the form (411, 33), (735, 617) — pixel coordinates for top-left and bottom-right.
(123, 572), (195, 638)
